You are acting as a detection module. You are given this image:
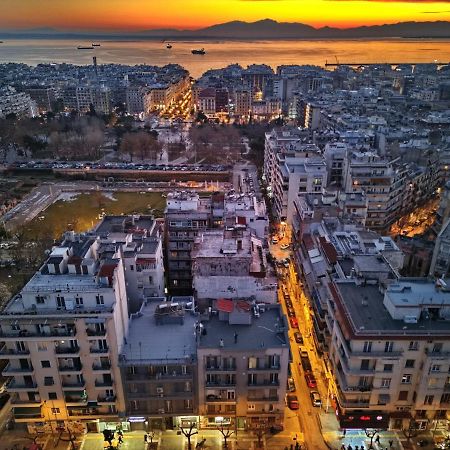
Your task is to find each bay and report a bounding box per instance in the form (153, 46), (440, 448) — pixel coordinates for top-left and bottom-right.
(0, 38), (449, 77)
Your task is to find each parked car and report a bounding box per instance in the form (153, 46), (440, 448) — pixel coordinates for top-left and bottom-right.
(289, 317), (299, 329)
(271, 237), (278, 244)
(294, 332), (304, 344)
(285, 298), (293, 308)
(310, 391), (322, 407)
(286, 394), (299, 410)
(287, 308), (296, 318)
(287, 377), (296, 392)
(304, 372), (317, 388)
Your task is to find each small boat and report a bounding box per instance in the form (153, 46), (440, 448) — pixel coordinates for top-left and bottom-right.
(0, 41), (3, 44)
(92, 43), (101, 47)
(191, 48), (206, 55)
(166, 43), (172, 49)
(77, 45), (94, 50)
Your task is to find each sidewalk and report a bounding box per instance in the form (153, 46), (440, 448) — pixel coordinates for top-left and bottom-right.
(320, 410), (402, 450)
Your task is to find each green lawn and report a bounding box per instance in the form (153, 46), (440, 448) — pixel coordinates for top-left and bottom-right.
(24, 191), (166, 239)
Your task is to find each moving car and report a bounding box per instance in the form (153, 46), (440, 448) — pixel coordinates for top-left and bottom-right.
(310, 391), (322, 407)
(286, 394), (299, 410)
(294, 332), (304, 344)
(287, 377), (296, 392)
(304, 373), (317, 388)
(271, 237), (278, 244)
(289, 317), (299, 329)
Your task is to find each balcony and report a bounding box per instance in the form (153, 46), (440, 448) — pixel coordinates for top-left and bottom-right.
(349, 350), (403, 358)
(0, 328), (76, 340)
(92, 362), (111, 371)
(205, 381), (236, 388)
(248, 396), (279, 402)
(7, 381), (38, 391)
(205, 365), (236, 372)
(55, 346), (80, 355)
(205, 395), (236, 403)
(58, 364), (83, 373)
(95, 380), (113, 388)
(98, 396), (116, 404)
(0, 346), (30, 358)
(10, 395), (41, 406)
(425, 349), (450, 358)
(248, 365), (281, 371)
(65, 394), (87, 405)
(86, 328), (107, 337)
(248, 380), (280, 388)
(2, 363), (34, 375)
(12, 407), (43, 420)
(125, 372), (193, 381)
(90, 347), (109, 354)
(62, 381), (85, 389)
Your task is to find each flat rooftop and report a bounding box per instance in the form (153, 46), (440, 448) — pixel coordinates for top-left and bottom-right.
(120, 300), (197, 363)
(333, 281), (450, 336)
(198, 306), (288, 350)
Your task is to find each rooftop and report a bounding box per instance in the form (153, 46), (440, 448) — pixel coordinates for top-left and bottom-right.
(120, 299), (197, 364)
(198, 305), (288, 350)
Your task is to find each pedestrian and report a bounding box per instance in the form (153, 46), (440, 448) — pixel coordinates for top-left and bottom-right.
(341, 445), (346, 450)
(118, 435), (123, 445)
(343, 429), (347, 437)
(375, 435), (380, 445)
(118, 430), (123, 438)
(388, 440), (393, 448)
(295, 442), (300, 450)
(144, 433), (148, 443)
(347, 445), (352, 450)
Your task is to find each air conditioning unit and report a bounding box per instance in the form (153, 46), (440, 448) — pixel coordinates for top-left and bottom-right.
(156, 387), (164, 394)
(158, 408), (165, 414)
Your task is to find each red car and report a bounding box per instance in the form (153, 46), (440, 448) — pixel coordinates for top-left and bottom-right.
(286, 394), (299, 410)
(289, 317), (299, 329)
(304, 373), (317, 388)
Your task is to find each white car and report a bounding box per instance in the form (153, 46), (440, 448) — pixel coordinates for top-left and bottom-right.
(271, 237), (278, 244)
(310, 391), (322, 407)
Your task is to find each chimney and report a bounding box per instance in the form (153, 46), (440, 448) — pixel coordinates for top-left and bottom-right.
(93, 56), (98, 78)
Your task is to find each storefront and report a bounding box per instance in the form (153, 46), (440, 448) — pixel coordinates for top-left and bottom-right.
(337, 410), (390, 430)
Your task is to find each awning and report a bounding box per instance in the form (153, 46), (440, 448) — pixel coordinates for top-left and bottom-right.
(217, 298), (234, 313)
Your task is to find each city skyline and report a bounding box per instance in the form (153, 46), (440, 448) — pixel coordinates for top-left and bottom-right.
(2, 0), (450, 31)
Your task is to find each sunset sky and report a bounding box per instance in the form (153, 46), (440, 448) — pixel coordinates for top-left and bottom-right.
(1, 0), (450, 30)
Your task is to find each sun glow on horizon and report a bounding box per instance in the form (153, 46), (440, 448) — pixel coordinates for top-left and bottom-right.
(1, 0), (450, 30)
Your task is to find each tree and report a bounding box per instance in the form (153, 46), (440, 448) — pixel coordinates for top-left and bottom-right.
(250, 421), (271, 449)
(402, 419), (419, 442)
(179, 423), (198, 450)
(364, 429), (381, 449)
(217, 422), (235, 448)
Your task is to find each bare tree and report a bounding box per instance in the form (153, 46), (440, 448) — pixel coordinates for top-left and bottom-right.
(249, 421), (270, 449)
(179, 423), (198, 450)
(217, 423), (235, 448)
(364, 429), (381, 449)
(402, 420), (419, 442)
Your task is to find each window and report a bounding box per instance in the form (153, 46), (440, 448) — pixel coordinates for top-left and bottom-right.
(384, 364), (393, 372)
(96, 295), (104, 305)
(363, 341), (372, 353)
(405, 360), (415, 369)
(130, 265), (134, 271)
(41, 361), (51, 368)
(148, 276), (153, 285)
(401, 374), (412, 384)
(75, 297), (83, 306)
(56, 296), (65, 309)
(35, 296), (45, 304)
(227, 390), (235, 400)
(44, 377), (54, 386)
(248, 404), (255, 410)
(51, 408), (60, 414)
(398, 391), (408, 401)
(431, 365), (441, 373)
(270, 373), (279, 384)
(360, 360), (370, 370)
(384, 341), (394, 353)
(424, 395), (434, 405)
(440, 393), (450, 404)
(37, 343), (47, 351)
(48, 392), (57, 400)
(381, 378), (391, 388)
(432, 343), (443, 353)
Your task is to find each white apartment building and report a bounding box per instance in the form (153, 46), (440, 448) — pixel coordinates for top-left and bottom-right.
(0, 86), (36, 118)
(0, 236), (128, 434)
(328, 279), (450, 431)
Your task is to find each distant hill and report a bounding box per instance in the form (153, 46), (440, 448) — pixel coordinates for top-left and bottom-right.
(1, 19), (450, 40)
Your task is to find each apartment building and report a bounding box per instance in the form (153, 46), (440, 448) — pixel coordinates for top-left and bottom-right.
(25, 86), (57, 112)
(0, 86), (36, 118)
(344, 151), (405, 231)
(429, 219), (450, 278)
(197, 301), (289, 431)
(93, 215), (165, 313)
(165, 192), (213, 295)
(76, 85), (111, 114)
(0, 236), (128, 434)
(191, 227), (277, 304)
(119, 297), (197, 431)
(126, 86), (148, 114)
(328, 279), (450, 431)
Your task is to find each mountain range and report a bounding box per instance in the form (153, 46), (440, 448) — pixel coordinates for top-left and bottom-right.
(1, 19), (450, 39)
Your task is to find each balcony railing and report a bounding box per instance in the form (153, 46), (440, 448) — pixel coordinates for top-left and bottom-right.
(248, 380), (280, 387)
(55, 346), (80, 355)
(248, 365), (281, 371)
(205, 365), (236, 372)
(95, 380), (113, 387)
(86, 329), (107, 337)
(98, 396), (116, 403)
(0, 329), (76, 338)
(92, 363), (111, 371)
(0, 346), (30, 357)
(248, 396), (279, 402)
(2, 363), (34, 374)
(7, 381), (38, 390)
(90, 347), (109, 354)
(58, 364), (83, 372)
(205, 381), (236, 388)
(62, 381), (85, 388)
